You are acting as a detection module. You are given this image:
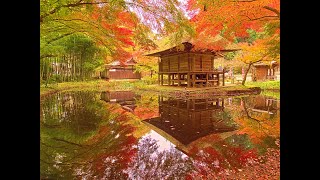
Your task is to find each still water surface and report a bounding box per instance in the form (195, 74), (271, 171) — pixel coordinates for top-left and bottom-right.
(40, 90), (280, 179)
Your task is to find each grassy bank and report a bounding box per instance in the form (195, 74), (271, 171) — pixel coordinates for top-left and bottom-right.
(132, 83), (261, 98)
(40, 79), (146, 97)
(245, 80), (280, 90)
(135, 83), (250, 92)
(40, 80), (109, 97)
(261, 90), (280, 99)
(40, 77), (264, 98)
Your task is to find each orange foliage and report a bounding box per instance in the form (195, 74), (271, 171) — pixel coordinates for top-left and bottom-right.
(187, 0), (280, 40)
(85, 5), (139, 62)
(133, 107), (159, 120)
(234, 113), (280, 144)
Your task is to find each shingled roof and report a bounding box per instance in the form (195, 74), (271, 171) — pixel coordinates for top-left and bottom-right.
(145, 34), (240, 57)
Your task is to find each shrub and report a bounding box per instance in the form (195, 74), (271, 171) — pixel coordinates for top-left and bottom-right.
(141, 75), (158, 85)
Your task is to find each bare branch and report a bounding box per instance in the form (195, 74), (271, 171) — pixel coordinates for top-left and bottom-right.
(241, 14), (279, 21)
(263, 6), (280, 17)
(40, 0), (111, 23)
(241, 98), (269, 134)
(52, 18), (115, 39)
(46, 32), (77, 44)
(51, 137), (88, 147)
(250, 15), (278, 21)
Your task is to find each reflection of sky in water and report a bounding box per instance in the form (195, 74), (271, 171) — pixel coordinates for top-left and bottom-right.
(142, 130), (175, 152)
(140, 130), (188, 159)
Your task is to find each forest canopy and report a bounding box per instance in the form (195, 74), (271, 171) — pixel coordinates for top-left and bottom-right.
(40, 0), (279, 84)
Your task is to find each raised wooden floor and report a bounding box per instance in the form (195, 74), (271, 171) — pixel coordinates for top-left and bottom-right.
(158, 70), (225, 88)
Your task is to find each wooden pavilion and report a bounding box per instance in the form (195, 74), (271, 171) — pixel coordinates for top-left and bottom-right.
(143, 96), (238, 146)
(146, 37), (239, 87)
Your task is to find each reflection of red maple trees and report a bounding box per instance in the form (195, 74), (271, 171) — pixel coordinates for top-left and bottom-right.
(133, 107), (159, 120)
(92, 135), (138, 179)
(84, 112), (139, 179)
(186, 139), (279, 179)
(188, 142), (258, 174)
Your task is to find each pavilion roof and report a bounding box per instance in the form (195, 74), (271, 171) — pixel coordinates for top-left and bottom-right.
(143, 116), (237, 146)
(145, 34), (240, 57)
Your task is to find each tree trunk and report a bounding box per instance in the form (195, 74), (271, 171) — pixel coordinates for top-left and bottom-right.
(73, 53), (76, 80)
(62, 55), (65, 82)
(45, 58), (50, 87)
(40, 59), (44, 82)
(241, 63), (252, 85)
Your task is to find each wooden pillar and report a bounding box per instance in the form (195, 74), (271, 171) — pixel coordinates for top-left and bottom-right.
(161, 74), (163, 85)
(158, 72), (160, 85)
(206, 73), (208, 87)
(168, 58), (170, 72)
(222, 69), (225, 86)
(192, 74), (196, 87)
(272, 68), (275, 77)
(217, 74), (220, 86)
(178, 73), (181, 86)
(187, 73), (190, 88)
(168, 74), (171, 86)
(172, 74), (174, 86)
(171, 74), (174, 85)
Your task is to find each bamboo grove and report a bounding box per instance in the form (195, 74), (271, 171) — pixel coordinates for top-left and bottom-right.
(40, 34), (104, 84)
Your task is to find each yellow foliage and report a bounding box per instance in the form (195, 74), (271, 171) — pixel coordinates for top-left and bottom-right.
(235, 36), (279, 64)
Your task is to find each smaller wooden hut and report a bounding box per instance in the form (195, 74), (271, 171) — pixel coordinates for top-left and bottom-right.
(105, 58), (141, 80)
(249, 96), (280, 115)
(100, 91), (141, 112)
(252, 61), (279, 81)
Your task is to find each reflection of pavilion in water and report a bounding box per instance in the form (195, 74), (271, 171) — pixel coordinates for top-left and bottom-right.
(100, 91), (140, 112)
(249, 96), (280, 115)
(143, 96), (238, 152)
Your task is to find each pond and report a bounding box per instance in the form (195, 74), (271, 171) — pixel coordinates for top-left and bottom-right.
(40, 90), (280, 179)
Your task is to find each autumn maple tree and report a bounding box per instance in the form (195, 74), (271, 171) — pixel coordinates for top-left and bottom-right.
(186, 0), (280, 39)
(184, 0), (280, 84)
(40, 0), (191, 59)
